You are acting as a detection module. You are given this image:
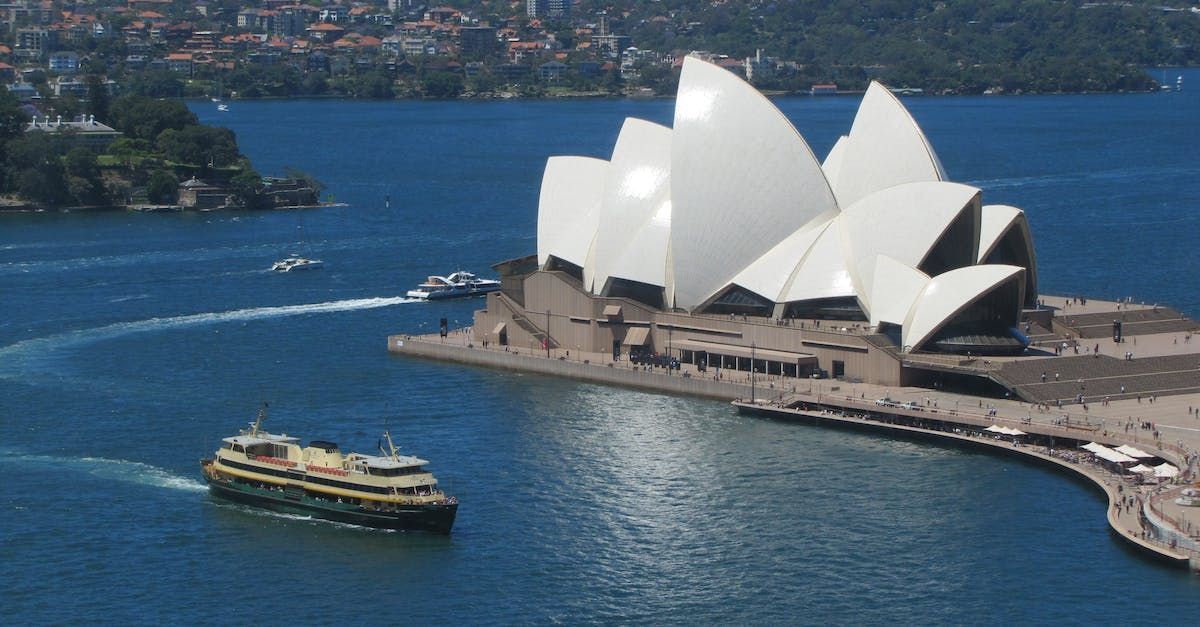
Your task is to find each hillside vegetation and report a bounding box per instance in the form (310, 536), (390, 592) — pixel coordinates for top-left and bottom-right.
(556, 0), (1198, 92)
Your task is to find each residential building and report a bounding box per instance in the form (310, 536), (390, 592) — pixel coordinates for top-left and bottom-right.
(48, 50), (80, 73)
(459, 26), (496, 57)
(166, 52), (193, 75)
(25, 114), (123, 150)
(527, 0), (570, 19)
(538, 60), (567, 81)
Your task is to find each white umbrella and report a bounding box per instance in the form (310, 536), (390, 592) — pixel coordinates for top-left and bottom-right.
(1114, 445), (1153, 459)
(1153, 463), (1179, 478)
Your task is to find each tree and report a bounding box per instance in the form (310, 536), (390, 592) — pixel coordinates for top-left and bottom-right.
(6, 134), (70, 206)
(230, 163), (267, 209)
(302, 73), (329, 96)
(355, 71), (396, 98)
(127, 70), (184, 98)
(284, 166), (324, 197)
(64, 147), (105, 205)
(156, 125), (241, 168)
(85, 74), (111, 121)
(635, 64), (679, 96)
(105, 137), (152, 168)
(108, 96), (198, 142)
(55, 94), (83, 120)
(0, 88), (29, 192)
(65, 147), (100, 181)
(145, 170), (178, 204)
(0, 88), (28, 143)
(421, 72), (464, 99)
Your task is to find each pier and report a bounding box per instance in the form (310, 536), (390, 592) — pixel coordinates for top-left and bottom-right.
(390, 297), (1200, 570)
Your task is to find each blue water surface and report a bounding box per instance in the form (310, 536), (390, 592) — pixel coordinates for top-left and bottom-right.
(2, 71), (1199, 624)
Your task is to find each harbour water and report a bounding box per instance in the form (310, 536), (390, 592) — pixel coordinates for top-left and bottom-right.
(3, 74), (1199, 622)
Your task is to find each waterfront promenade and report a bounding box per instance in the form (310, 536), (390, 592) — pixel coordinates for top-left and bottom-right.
(390, 327), (1200, 570)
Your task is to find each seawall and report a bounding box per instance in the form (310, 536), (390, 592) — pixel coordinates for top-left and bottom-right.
(389, 335), (764, 400)
(732, 402), (1194, 569)
(389, 334), (1198, 570)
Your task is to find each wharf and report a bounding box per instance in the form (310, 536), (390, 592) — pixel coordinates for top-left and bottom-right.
(389, 311), (1200, 570)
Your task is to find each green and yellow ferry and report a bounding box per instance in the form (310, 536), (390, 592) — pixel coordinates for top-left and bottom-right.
(200, 408), (458, 533)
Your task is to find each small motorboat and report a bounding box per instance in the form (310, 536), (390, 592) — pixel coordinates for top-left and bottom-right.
(271, 257), (323, 272)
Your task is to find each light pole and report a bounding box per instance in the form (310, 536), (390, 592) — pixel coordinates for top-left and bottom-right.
(666, 323), (673, 376)
(750, 342), (756, 403)
(545, 309), (551, 358)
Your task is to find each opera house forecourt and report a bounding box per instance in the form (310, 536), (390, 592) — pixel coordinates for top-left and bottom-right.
(391, 57), (1200, 568)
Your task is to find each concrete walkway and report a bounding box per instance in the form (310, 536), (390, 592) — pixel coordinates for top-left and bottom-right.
(395, 328), (1200, 568)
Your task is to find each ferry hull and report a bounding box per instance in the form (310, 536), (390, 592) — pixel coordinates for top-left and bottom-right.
(203, 471), (457, 534)
(406, 285), (499, 300)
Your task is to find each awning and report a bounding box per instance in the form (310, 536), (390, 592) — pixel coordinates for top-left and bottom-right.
(672, 338), (817, 365)
(603, 305), (623, 317)
(492, 322), (506, 335)
(1114, 445), (1153, 459)
(1127, 464), (1155, 475)
(622, 326), (650, 346)
(1153, 463), (1179, 478)
(1081, 442), (1136, 464)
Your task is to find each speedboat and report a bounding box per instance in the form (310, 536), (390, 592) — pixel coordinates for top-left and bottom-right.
(270, 257), (323, 272)
(406, 270), (500, 300)
(201, 406), (458, 533)
(217, 103), (229, 112)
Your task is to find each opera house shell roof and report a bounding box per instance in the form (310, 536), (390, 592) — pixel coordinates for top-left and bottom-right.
(536, 57), (1038, 354)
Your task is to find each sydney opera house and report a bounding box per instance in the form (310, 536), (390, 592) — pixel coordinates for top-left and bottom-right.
(474, 57), (1041, 387)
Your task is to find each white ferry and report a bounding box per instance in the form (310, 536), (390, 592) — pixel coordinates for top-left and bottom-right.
(406, 270), (500, 300)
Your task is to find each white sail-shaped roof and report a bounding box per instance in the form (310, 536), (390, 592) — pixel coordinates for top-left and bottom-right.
(978, 205), (1020, 262)
(670, 56), (839, 311)
(780, 218), (856, 303)
(730, 210), (837, 302)
(978, 205), (1035, 263)
(528, 65), (1037, 355)
(537, 156), (607, 275)
(979, 204), (1038, 305)
(902, 264), (1024, 351)
(821, 136), (849, 184)
(592, 118), (672, 292)
(839, 182), (981, 301)
(830, 82), (947, 208)
(606, 201), (672, 292)
(868, 256), (930, 327)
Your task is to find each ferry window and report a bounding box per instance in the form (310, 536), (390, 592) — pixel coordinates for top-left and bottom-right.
(233, 444), (244, 453)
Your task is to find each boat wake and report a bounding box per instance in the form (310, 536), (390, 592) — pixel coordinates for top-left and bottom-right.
(0, 451), (206, 492)
(0, 296), (419, 379)
(108, 293), (152, 304)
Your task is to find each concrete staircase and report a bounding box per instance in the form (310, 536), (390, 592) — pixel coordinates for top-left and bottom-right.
(496, 293), (559, 349)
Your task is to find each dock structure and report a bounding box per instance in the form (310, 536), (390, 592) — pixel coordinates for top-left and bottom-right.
(390, 293), (1200, 570)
